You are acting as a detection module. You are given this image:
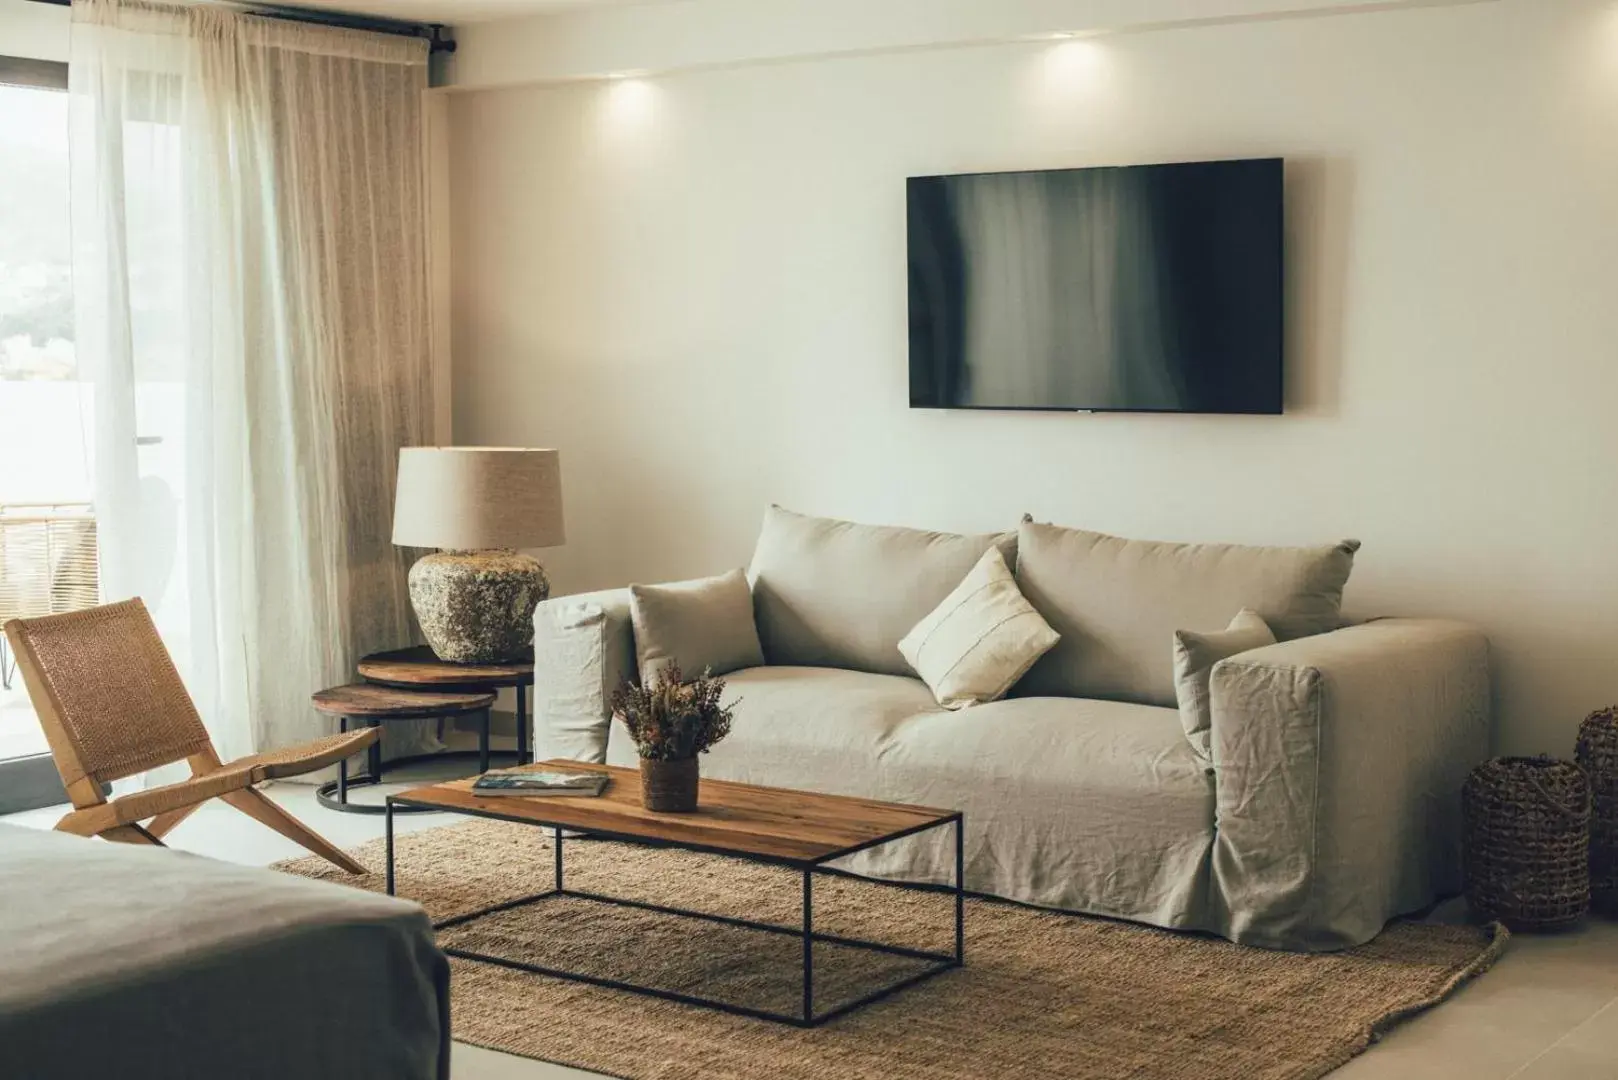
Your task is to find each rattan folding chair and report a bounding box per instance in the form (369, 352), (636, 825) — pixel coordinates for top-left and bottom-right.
(2, 598), (378, 873)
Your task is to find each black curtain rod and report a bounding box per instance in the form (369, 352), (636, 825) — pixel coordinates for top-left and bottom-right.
(26, 0), (456, 53)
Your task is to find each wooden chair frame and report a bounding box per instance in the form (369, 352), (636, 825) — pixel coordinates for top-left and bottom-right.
(3, 599), (377, 873)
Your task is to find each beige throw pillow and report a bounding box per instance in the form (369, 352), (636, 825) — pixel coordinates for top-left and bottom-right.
(1173, 609), (1277, 761)
(898, 547), (1059, 710)
(629, 569), (765, 684)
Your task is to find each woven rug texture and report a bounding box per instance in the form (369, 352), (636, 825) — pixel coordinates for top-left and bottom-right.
(276, 819), (1505, 1080)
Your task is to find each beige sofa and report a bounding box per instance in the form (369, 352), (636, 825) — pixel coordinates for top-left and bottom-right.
(531, 508), (1490, 952)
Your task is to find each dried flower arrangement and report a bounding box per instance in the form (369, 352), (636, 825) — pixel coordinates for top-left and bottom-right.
(611, 663), (736, 762)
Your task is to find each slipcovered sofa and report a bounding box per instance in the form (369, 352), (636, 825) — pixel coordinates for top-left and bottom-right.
(531, 507), (1490, 952)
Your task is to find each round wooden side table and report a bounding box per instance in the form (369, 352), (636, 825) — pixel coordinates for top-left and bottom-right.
(357, 645), (536, 764)
(312, 683), (496, 815)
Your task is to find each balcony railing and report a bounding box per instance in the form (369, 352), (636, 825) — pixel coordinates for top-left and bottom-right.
(0, 503), (101, 688)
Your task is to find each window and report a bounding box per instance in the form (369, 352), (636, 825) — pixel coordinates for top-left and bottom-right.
(0, 59), (73, 383)
(0, 56), (84, 814)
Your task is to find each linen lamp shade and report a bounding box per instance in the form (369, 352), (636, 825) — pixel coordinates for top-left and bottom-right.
(392, 447), (565, 551)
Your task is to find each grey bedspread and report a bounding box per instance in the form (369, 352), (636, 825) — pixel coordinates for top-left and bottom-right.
(0, 824), (449, 1080)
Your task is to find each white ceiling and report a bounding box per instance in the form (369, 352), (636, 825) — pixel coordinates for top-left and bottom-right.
(288, 0), (685, 26)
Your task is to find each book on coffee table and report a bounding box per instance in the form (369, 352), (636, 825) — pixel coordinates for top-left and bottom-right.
(471, 768), (609, 798)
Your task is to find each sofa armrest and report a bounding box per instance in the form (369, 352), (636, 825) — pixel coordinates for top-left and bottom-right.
(531, 588), (636, 763)
(1208, 618), (1490, 950)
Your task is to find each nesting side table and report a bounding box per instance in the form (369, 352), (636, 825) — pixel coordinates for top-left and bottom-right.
(313, 647), (535, 815)
(356, 646), (536, 763)
(313, 684), (496, 815)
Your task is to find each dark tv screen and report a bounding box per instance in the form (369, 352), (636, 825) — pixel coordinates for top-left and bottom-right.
(907, 158), (1283, 413)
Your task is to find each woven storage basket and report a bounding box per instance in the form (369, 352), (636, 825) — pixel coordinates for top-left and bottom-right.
(1576, 708), (1618, 916)
(1462, 756), (1591, 930)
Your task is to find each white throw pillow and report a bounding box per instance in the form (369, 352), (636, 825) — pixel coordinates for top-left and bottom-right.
(898, 547), (1059, 710)
(1173, 609), (1277, 761)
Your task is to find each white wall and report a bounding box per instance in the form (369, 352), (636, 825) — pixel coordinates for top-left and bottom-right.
(449, 0), (1618, 755)
(447, 0), (1488, 90)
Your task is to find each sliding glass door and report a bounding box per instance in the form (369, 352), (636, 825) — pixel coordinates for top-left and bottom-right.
(0, 57), (91, 813)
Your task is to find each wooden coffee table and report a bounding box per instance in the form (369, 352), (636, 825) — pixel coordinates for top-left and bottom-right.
(386, 761), (964, 1027)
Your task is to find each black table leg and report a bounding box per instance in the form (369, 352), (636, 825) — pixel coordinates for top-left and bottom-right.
(802, 868), (814, 1025)
(955, 815), (965, 964)
(516, 683), (529, 765)
(337, 716), (349, 805)
(367, 718), (383, 782)
(385, 799), (395, 896)
(479, 709), (491, 774)
(554, 827), (563, 892)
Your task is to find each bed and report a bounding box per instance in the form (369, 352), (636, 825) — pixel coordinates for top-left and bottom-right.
(0, 823), (450, 1080)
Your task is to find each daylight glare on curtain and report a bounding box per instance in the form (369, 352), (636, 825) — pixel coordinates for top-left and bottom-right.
(68, 0), (435, 767)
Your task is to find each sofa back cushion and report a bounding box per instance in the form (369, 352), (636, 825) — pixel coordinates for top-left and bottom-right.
(1013, 522), (1359, 705)
(748, 505), (1015, 676)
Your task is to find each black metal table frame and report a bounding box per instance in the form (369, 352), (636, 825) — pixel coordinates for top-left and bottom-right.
(385, 795), (964, 1028)
(317, 709), (498, 816)
(362, 676), (531, 766)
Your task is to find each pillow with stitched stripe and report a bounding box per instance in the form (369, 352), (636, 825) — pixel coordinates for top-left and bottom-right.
(898, 547), (1059, 710)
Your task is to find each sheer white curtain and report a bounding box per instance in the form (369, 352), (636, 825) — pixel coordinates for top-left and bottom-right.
(70, 0), (436, 769)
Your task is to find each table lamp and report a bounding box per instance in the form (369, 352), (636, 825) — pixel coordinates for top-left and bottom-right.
(392, 447), (566, 663)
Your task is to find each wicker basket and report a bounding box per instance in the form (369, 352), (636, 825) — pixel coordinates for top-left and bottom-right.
(1576, 708), (1618, 917)
(640, 757), (699, 813)
(1462, 756), (1591, 930)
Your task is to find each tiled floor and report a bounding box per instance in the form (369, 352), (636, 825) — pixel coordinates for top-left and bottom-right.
(5, 774), (1617, 1079)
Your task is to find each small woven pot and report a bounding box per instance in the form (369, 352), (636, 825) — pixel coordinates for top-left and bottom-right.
(640, 757), (699, 813)
(1462, 756), (1591, 931)
(1576, 707), (1618, 916)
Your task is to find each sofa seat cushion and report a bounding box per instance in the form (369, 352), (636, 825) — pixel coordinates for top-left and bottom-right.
(747, 505), (1015, 676)
(610, 667), (1215, 928)
(605, 666), (946, 795)
(868, 696), (1216, 924)
(1014, 521), (1360, 706)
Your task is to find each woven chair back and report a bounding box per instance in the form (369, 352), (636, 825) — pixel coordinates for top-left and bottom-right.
(3, 598), (213, 790)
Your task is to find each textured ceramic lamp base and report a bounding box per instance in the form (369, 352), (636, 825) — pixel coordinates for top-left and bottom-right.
(408, 549), (549, 663)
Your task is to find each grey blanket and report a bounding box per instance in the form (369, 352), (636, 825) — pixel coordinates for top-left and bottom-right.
(0, 824), (449, 1080)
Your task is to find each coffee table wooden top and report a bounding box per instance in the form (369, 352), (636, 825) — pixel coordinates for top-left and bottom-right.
(358, 645), (534, 688)
(391, 760), (959, 865)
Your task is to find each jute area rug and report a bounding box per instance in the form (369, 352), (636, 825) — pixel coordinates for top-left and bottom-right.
(277, 819), (1505, 1080)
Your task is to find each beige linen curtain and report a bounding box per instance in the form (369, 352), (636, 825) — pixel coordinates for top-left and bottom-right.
(70, 0), (436, 768)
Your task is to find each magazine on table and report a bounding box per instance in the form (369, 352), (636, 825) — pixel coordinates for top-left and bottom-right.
(471, 767), (609, 798)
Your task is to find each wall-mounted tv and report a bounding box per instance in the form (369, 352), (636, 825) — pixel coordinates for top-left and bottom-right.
(907, 157), (1283, 414)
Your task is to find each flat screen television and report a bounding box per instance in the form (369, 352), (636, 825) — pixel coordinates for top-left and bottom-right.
(907, 157), (1283, 414)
